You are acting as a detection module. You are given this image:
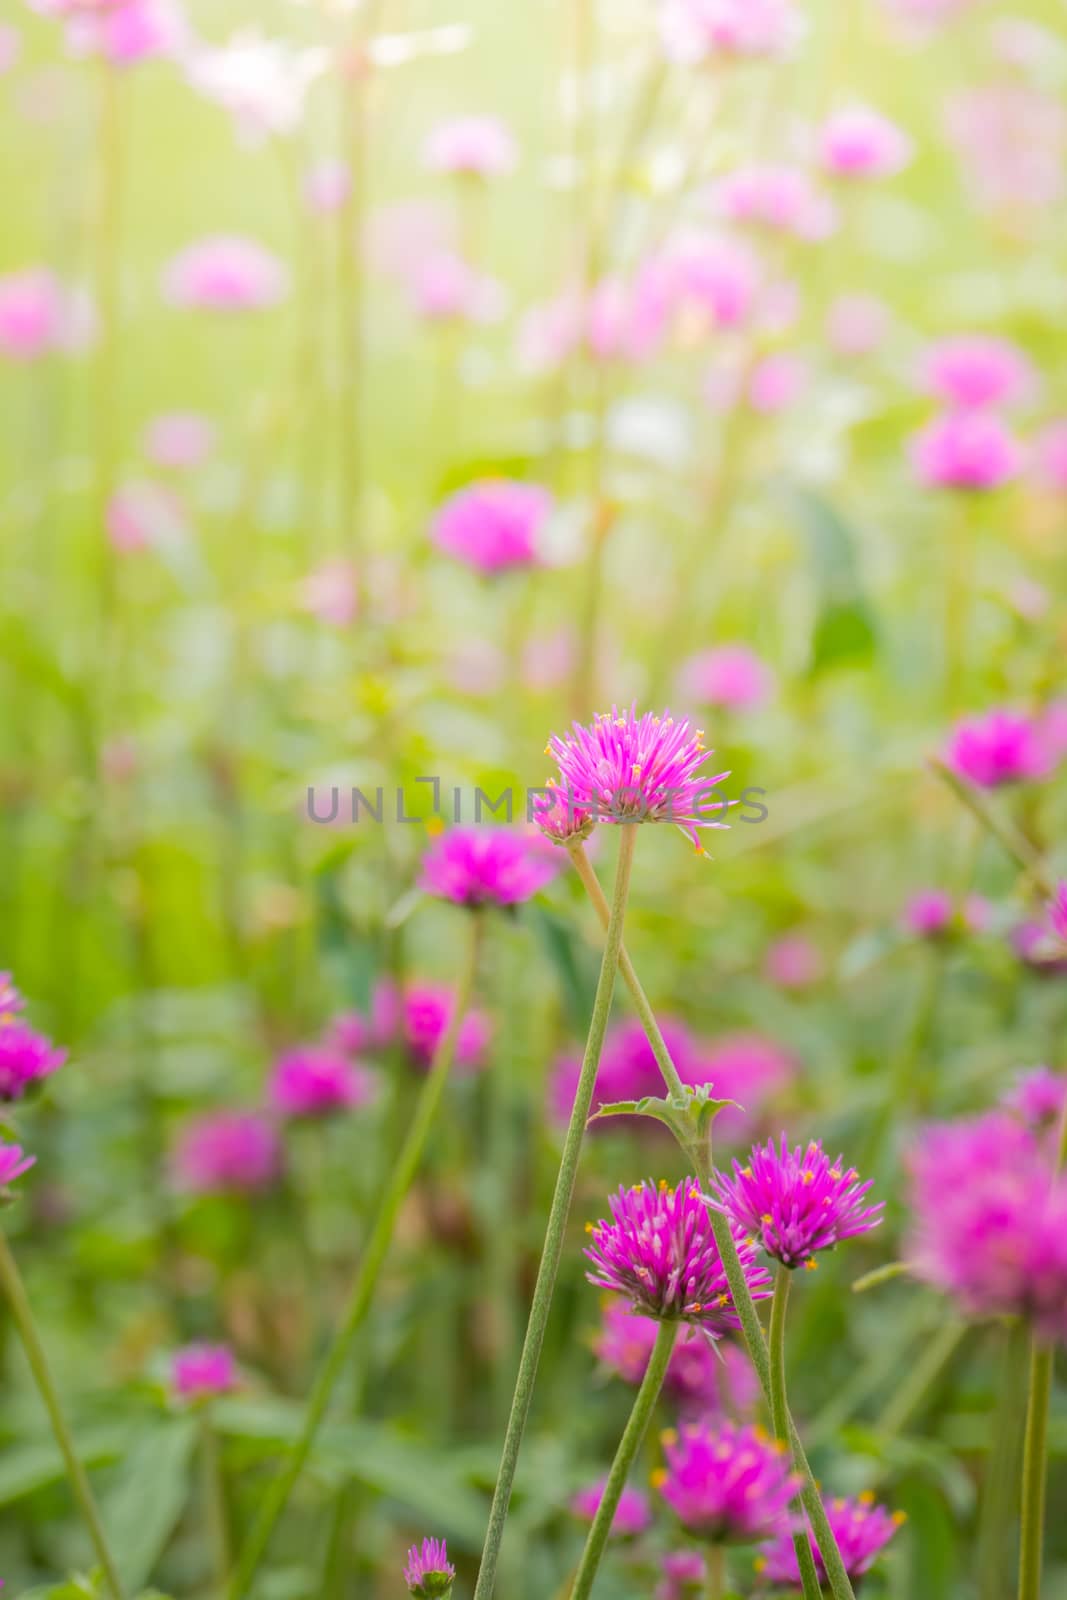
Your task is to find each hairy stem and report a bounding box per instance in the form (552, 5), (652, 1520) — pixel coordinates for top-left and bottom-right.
(1017, 1343), (1053, 1600)
(769, 1266), (822, 1600)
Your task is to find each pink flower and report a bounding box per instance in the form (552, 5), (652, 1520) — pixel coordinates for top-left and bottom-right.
(410, 253), (504, 324)
(172, 1111), (283, 1195)
(1035, 420), (1067, 493)
(571, 1479), (652, 1538)
(902, 889), (953, 938)
(946, 84), (1065, 218)
(757, 1492), (904, 1587)
(404, 1537), (455, 1598)
(922, 335), (1035, 410)
(819, 105), (913, 179)
(64, 0), (184, 65)
(163, 236), (288, 312)
(679, 645), (774, 713)
(548, 1015), (701, 1126)
(1004, 1067), (1067, 1135)
(595, 1302), (759, 1418)
(269, 1047), (377, 1120)
(684, 1033), (796, 1142)
(106, 479), (187, 553)
(748, 352), (808, 414)
(423, 115), (517, 178)
(657, 1551), (707, 1600)
(658, 0), (801, 62)
(420, 826), (560, 909)
(0, 269), (92, 360)
(667, 236), (760, 331)
(656, 1420), (798, 1542)
(764, 935), (823, 990)
(585, 270), (670, 363)
(373, 981), (492, 1074)
(300, 561), (358, 626)
(945, 708), (1049, 787)
(171, 1344), (236, 1402)
(714, 1137), (883, 1268)
(144, 411), (216, 469)
(826, 293), (889, 357)
(303, 160), (350, 215)
(0, 1140), (35, 1192)
(713, 165), (836, 240)
(1048, 883), (1067, 945)
(431, 479), (552, 574)
(911, 410), (1023, 491)
(0, 1013), (67, 1103)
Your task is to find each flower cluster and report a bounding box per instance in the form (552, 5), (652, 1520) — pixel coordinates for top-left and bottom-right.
(594, 1301), (758, 1417)
(419, 825), (560, 908)
(655, 1421), (798, 1543)
(570, 1478), (652, 1537)
(757, 1492), (904, 1587)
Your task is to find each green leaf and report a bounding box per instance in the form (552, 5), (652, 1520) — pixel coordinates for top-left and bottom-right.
(787, 486), (879, 673)
(99, 1419), (198, 1592)
(0, 1426), (130, 1505)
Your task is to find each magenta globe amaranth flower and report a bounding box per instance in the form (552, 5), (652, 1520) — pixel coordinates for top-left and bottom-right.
(404, 1537), (455, 1599)
(571, 1478), (652, 1537)
(1004, 1067), (1067, 1134)
(585, 1179), (772, 1332)
(172, 1111), (283, 1195)
(396, 982), (491, 1073)
(548, 1015), (702, 1127)
(0, 1006), (66, 1103)
(713, 164), (836, 240)
(658, 0), (801, 63)
(911, 410), (1023, 490)
(430, 479), (552, 574)
(819, 104), (913, 179)
(654, 1420), (798, 1543)
(544, 707), (731, 851)
(714, 1138), (883, 1269)
(657, 1550), (707, 1599)
(162, 235), (288, 311)
(0, 269), (93, 360)
(757, 1491), (904, 1588)
(0, 1140), (35, 1195)
(269, 1046), (377, 1120)
(945, 708), (1049, 788)
(595, 1301), (758, 1418)
(171, 1343), (237, 1402)
(419, 826), (560, 908)
(678, 645), (774, 713)
(922, 334), (1035, 410)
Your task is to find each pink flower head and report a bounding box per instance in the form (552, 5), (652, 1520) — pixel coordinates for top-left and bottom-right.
(945, 708), (1049, 788)
(171, 1343), (236, 1402)
(1036, 420), (1067, 493)
(394, 982), (491, 1074)
(545, 707), (731, 852)
(714, 165), (836, 240)
(946, 82), (1065, 217)
(757, 1492), (904, 1586)
(1004, 1067), (1067, 1135)
(684, 646), (777, 710)
(144, 411), (216, 469)
(411, 252), (504, 325)
(714, 1137), (883, 1268)
(571, 1479), (652, 1537)
(303, 159), (350, 214)
(269, 1046), (377, 1120)
(682, 1033), (796, 1142)
(595, 1302), (759, 1418)
(584, 269), (671, 364)
(764, 935), (823, 990)
(0, 1140), (35, 1192)
(655, 1420), (798, 1543)
(657, 1551), (708, 1600)
(658, 0), (801, 63)
(902, 888), (953, 938)
(819, 105), (913, 179)
(584, 1178), (773, 1333)
(922, 335), (1035, 411)
(172, 1111), (282, 1195)
(404, 1537), (455, 1598)
(827, 293), (890, 357)
(0, 1014), (66, 1102)
(1047, 883), (1067, 945)
(163, 236), (288, 312)
(431, 479), (552, 574)
(667, 236), (760, 332)
(0, 269), (92, 360)
(911, 410), (1024, 491)
(548, 1015), (700, 1126)
(0, 974), (25, 1016)
(419, 826), (560, 909)
(300, 560), (358, 626)
(747, 353), (808, 414)
(423, 115), (517, 178)
(1013, 920), (1067, 978)
(106, 479), (186, 553)
(63, 0), (183, 65)
(906, 1112), (1067, 1339)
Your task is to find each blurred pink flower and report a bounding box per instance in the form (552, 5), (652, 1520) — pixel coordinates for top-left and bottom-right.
(679, 645), (774, 712)
(0, 1140), (35, 1192)
(911, 410), (1023, 491)
(571, 1479), (651, 1537)
(748, 352), (808, 414)
(713, 164), (836, 240)
(681, 1033), (795, 1142)
(0, 269), (93, 360)
(269, 1046), (377, 1120)
(423, 115), (517, 177)
(105, 479), (187, 553)
(303, 160), (350, 215)
(595, 1301), (758, 1418)
(819, 104), (913, 179)
(667, 235), (760, 331)
(1005, 1067), (1067, 1135)
(945, 708), (1050, 788)
(64, 0), (185, 65)
(385, 981), (492, 1075)
(520, 628), (577, 692)
(172, 1111), (283, 1195)
(410, 252), (504, 324)
(548, 1015), (702, 1128)
(658, 0), (801, 62)
(657, 1551), (707, 1600)
(0, 1015), (66, 1103)
(431, 479), (552, 573)
(922, 335), (1035, 410)
(902, 889), (952, 938)
(826, 293), (889, 357)
(163, 236), (288, 312)
(419, 826), (561, 908)
(300, 561), (358, 626)
(946, 83), (1065, 218)
(171, 1344), (236, 1402)
(764, 934), (823, 989)
(0, 24), (21, 72)
(144, 411), (216, 469)
(1035, 420), (1067, 493)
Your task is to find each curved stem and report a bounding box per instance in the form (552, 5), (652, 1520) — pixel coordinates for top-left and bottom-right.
(769, 1266), (822, 1600)
(571, 1318), (677, 1600)
(229, 910), (483, 1600)
(1017, 1343), (1052, 1600)
(473, 827), (637, 1600)
(0, 1231), (124, 1599)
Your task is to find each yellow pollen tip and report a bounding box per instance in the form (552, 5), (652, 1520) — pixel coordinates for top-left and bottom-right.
(689, 1188), (700, 1199)
(892, 1511), (907, 1525)
(829, 1167), (842, 1180)
(584, 1222), (594, 1234)
(805, 1258), (819, 1271)
(802, 1170), (814, 1184)
(761, 1213), (773, 1224)
(859, 1491), (875, 1505)
(754, 1559), (767, 1574)
(661, 1429), (678, 1446)
(650, 1469), (667, 1488)
(717, 1293), (729, 1308)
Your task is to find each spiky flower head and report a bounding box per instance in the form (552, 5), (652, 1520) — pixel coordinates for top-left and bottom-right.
(570, 1478), (652, 1537)
(0, 1139), (35, 1199)
(542, 706), (731, 851)
(0, 1010), (66, 1104)
(654, 1420), (798, 1544)
(756, 1491), (904, 1588)
(403, 1537), (455, 1598)
(713, 1137), (883, 1269)
(419, 825), (560, 908)
(584, 1178), (773, 1332)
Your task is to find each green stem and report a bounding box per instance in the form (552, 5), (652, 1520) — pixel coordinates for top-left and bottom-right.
(977, 1321), (1029, 1600)
(229, 911), (484, 1600)
(930, 760), (1054, 898)
(472, 827), (637, 1600)
(1017, 1343), (1053, 1600)
(568, 845), (855, 1600)
(769, 1266), (822, 1600)
(201, 1411), (232, 1594)
(875, 1318), (966, 1440)
(571, 1319), (678, 1600)
(0, 1231), (124, 1599)
(705, 1545), (725, 1600)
